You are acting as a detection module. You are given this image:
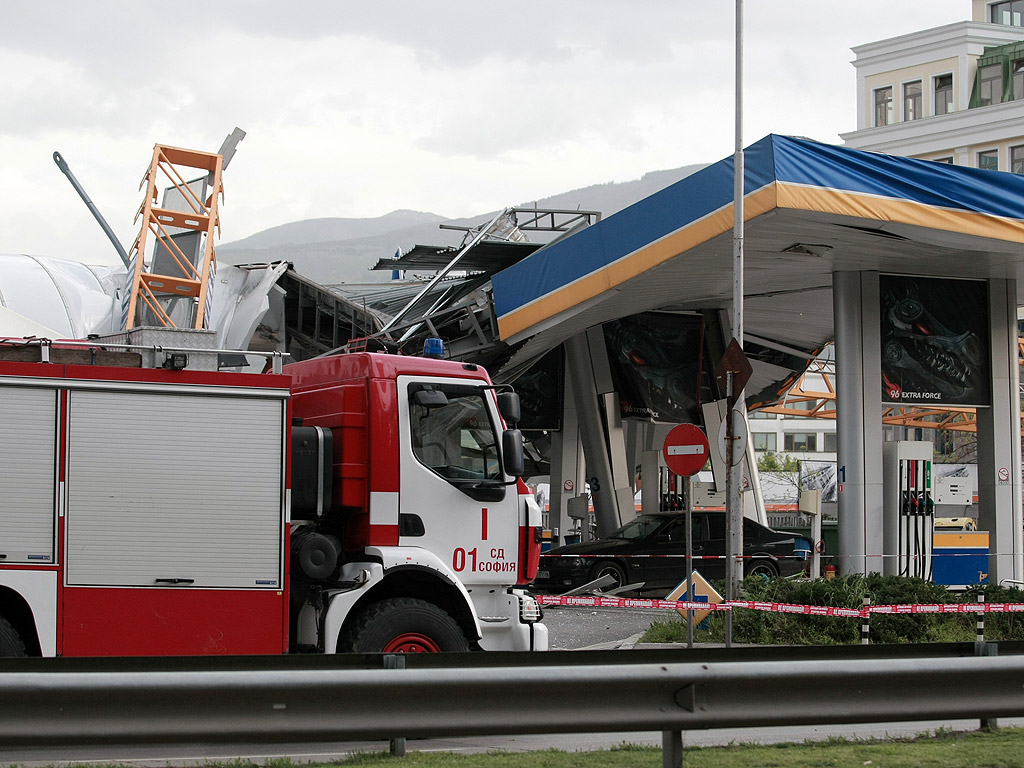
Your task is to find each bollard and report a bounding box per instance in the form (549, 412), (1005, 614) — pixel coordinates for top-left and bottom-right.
(861, 594), (870, 645)
(977, 592), (985, 644)
(974, 591), (999, 731)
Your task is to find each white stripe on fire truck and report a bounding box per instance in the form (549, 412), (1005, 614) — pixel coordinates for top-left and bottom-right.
(370, 491), (399, 526)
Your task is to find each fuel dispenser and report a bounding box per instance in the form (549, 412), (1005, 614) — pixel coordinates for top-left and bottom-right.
(882, 441), (934, 579)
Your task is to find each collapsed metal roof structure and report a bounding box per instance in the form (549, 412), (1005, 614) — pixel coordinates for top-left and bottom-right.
(277, 207), (600, 375)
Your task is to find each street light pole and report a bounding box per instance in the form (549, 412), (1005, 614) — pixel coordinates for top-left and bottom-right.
(725, 0), (745, 647)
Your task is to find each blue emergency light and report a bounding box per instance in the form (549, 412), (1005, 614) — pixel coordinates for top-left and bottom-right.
(423, 337), (445, 358)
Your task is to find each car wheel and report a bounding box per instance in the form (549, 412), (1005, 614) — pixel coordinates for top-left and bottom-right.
(589, 560), (627, 590)
(745, 559), (779, 579)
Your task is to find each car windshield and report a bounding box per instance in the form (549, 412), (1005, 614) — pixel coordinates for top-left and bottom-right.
(606, 516), (666, 540)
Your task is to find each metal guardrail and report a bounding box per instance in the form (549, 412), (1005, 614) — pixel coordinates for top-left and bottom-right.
(1, 651), (1023, 750)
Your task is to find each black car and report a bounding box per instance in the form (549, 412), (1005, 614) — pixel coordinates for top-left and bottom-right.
(532, 512), (811, 594)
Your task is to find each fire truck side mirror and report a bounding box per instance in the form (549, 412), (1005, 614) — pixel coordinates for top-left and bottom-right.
(502, 428), (524, 478)
(497, 392), (521, 425)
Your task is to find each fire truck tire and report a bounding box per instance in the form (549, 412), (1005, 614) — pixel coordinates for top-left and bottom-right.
(0, 616), (26, 657)
(339, 597), (470, 653)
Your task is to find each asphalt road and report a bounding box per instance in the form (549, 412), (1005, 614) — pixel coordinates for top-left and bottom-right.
(542, 603), (668, 649)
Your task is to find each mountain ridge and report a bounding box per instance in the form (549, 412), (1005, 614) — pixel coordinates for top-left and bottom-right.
(218, 162), (708, 284)
(221, 209), (447, 250)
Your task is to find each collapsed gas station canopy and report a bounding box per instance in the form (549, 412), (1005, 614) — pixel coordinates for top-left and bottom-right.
(491, 134), (1024, 393)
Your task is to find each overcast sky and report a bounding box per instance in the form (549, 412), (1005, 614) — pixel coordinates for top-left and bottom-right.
(2, 1), (968, 266)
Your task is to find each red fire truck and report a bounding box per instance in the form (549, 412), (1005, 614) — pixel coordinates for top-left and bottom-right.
(0, 330), (546, 657)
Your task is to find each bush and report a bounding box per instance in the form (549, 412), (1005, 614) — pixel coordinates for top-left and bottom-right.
(640, 575), (1024, 645)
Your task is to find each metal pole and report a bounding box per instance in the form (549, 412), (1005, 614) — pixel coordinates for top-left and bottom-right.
(663, 729), (683, 768)
(725, 371), (735, 648)
(385, 654), (407, 756)
(685, 475), (694, 649)
(52, 151), (131, 269)
(726, 0), (745, 646)
(733, 0), (745, 351)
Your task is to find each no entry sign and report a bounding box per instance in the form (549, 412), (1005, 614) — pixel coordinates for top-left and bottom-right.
(662, 423), (710, 477)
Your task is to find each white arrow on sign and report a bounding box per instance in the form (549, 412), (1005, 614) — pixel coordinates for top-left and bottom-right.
(667, 445), (706, 456)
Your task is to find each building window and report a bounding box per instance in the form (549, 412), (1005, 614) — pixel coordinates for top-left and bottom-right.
(873, 86), (893, 126)
(979, 63), (1003, 106)
(784, 432), (817, 452)
(790, 399), (819, 412)
(824, 432), (837, 452)
(1011, 145), (1024, 174)
(992, 0), (1024, 26)
(933, 157), (954, 164)
(753, 432), (777, 451)
(750, 410), (776, 420)
(934, 74), (953, 115)
(1014, 60), (1024, 99)
(903, 81), (922, 120)
(978, 149), (999, 171)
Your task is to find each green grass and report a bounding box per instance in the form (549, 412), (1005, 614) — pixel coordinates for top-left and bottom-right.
(18, 729), (1024, 768)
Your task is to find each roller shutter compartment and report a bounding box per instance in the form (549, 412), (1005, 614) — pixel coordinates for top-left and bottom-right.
(65, 389), (285, 589)
(0, 387), (57, 564)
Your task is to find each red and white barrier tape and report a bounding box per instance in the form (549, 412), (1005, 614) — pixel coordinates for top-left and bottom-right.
(536, 593), (1024, 618)
(542, 552), (992, 560)
(537, 594), (717, 612)
(543, 553), (785, 560)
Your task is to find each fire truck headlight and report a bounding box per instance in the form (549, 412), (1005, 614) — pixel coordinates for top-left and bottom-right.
(519, 593), (542, 623)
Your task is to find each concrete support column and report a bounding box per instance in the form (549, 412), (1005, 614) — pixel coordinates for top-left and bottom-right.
(564, 330), (623, 538)
(548, 352), (584, 547)
(834, 271), (884, 575)
(640, 447), (661, 516)
(624, 420), (640, 490)
(976, 279), (1023, 583)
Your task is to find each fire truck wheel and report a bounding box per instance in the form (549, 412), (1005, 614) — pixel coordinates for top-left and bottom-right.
(0, 616), (26, 657)
(339, 597), (470, 653)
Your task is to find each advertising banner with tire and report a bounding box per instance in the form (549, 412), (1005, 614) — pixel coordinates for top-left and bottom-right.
(880, 274), (990, 406)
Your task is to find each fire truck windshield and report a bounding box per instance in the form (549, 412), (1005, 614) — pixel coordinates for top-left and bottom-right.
(410, 384), (502, 484)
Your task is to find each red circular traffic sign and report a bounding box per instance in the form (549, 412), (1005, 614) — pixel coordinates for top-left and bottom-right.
(662, 423), (710, 477)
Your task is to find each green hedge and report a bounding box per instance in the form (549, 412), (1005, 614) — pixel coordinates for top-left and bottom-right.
(641, 575), (1024, 645)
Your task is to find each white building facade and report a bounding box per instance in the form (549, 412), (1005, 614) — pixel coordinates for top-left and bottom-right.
(841, 1), (1024, 170)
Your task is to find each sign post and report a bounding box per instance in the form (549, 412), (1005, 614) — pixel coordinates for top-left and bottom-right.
(715, 338), (752, 648)
(663, 424), (710, 648)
